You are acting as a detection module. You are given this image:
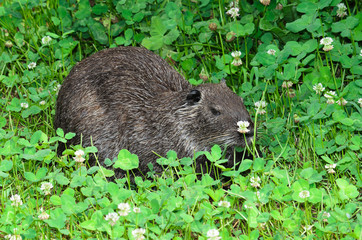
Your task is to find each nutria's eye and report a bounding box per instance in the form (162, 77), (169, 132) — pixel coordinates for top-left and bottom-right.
(210, 107), (221, 116)
(186, 90), (201, 105)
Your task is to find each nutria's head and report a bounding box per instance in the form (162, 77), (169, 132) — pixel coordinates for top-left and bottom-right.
(174, 82), (254, 156)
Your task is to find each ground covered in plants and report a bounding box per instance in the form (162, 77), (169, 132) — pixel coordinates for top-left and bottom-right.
(0, 0), (361, 239)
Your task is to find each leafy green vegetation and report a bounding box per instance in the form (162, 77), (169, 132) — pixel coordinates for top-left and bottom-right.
(0, 0), (361, 239)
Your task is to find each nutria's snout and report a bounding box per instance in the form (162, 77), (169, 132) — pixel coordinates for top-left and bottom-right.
(244, 131), (256, 146)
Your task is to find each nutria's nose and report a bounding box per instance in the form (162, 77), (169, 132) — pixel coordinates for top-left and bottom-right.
(249, 120), (254, 131)
(247, 120), (256, 137)
(245, 129), (254, 137)
(237, 120), (254, 137)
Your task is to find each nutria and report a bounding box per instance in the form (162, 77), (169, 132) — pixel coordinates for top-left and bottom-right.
(54, 46), (254, 177)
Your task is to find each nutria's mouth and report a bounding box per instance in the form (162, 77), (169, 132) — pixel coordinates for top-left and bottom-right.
(236, 131), (255, 147)
(246, 136), (255, 145)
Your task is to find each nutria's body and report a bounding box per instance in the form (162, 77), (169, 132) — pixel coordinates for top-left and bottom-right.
(54, 47), (254, 177)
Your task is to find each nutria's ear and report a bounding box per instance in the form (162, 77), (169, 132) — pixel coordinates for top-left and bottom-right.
(186, 90), (201, 105)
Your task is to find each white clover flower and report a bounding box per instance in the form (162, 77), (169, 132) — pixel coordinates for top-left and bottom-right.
(231, 51), (242, 66)
(254, 100), (267, 115)
(299, 190), (310, 199)
(320, 37), (333, 46)
(230, 51), (241, 59)
(250, 176), (261, 183)
(73, 149), (85, 163)
(319, 37), (334, 51)
(74, 156), (85, 163)
(254, 100), (267, 108)
(302, 225), (313, 235)
(358, 98), (362, 107)
(207, 229), (221, 240)
(325, 163), (336, 170)
(40, 182), (53, 195)
(360, 49), (362, 57)
(231, 57), (242, 66)
(237, 121), (250, 133)
(336, 98), (348, 106)
(231, 58), (242, 66)
(5, 40), (13, 48)
(10, 194), (23, 207)
(231, 51), (241, 58)
(276, 3), (283, 10)
(313, 83), (325, 95)
(74, 150), (84, 157)
(28, 62), (36, 69)
(324, 91), (336, 99)
(226, 31), (236, 42)
(39, 100), (46, 105)
(260, 0), (270, 6)
(132, 228), (146, 240)
(323, 45), (334, 51)
(133, 207), (141, 213)
(228, 0), (239, 8)
(41, 36), (52, 45)
(226, 7), (239, 19)
(322, 211), (330, 219)
(336, 3), (347, 18)
(288, 89), (296, 98)
(250, 176), (261, 188)
(5, 234), (22, 240)
(38, 209), (50, 220)
(20, 102), (29, 109)
(199, 67), (209, 81)
(118, 202), (131, 216)
(282, 81), (293, 89)
(218, 200), (231, 208)
(293, 114), (300, 123)
(282, 81), (287, 88)
(324, 91), (336, 104)
(337, 3), (347, 11)
(325, 163), (337, 174)
(105, 212), (119, 226)
(53, 84), (61, 92)
(326, 99), (335, 104)
(267, 49), (276, 55)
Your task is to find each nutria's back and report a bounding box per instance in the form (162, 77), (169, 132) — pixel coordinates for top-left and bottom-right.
(64, 47), (190, 93)
(54, 46), (254, 177)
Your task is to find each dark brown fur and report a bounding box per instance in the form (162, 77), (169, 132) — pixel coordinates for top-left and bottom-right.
(54, 47), (254, 177)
